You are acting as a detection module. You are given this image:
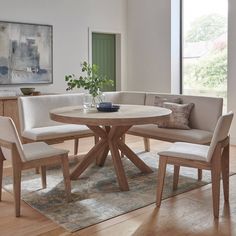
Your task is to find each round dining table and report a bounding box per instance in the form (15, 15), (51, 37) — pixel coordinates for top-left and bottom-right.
(50, 104), (171, 191)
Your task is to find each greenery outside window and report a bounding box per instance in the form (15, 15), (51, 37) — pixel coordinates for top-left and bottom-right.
(181, 0), (228, 111)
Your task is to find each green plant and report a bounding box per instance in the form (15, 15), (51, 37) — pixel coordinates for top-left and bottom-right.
(65, 61), (113, 97)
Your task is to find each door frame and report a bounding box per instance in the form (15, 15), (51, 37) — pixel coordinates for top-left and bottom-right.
(88, 28), (121, 91)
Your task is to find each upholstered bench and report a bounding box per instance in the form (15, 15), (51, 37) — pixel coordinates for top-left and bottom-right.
(18, 94), (95, 155)
(127, 92), (223, 146)
(104, 91), (222, 147)
(18, 91), (223, 168)
(104, 91), (223, 180)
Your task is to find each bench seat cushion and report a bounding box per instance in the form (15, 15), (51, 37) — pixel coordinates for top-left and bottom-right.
(22, 124), (93, 141)
(128, 124), (213, 144)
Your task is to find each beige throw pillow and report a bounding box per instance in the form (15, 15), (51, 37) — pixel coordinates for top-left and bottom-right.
(158, 102), (194, 130)
(154, 96), (182, 107)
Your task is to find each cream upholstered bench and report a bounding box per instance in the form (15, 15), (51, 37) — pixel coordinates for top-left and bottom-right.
(127, 92), (223, 146)
(18, 94), (94, 155)
(18, 91), (223, 170)
(104, 91), (223, 179)
(104, 91), (223, 146)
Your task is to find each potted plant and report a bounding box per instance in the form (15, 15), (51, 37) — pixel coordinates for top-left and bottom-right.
(65, 61), (113, 108)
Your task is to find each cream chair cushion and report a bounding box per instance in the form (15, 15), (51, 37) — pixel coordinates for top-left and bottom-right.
(158, 142), (209, 162)
(22, 142), (69, 161)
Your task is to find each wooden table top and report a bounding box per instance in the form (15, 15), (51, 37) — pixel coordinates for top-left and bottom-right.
(50, 104), (171, 126)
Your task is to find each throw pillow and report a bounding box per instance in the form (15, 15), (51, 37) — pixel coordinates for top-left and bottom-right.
(154, 96), (182, 107)
(158, 102), (194, 129)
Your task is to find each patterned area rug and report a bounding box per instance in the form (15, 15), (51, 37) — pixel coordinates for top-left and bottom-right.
(3, 151), (212, 232)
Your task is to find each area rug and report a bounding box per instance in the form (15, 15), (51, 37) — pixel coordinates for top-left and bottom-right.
(3, 151), (212, 232)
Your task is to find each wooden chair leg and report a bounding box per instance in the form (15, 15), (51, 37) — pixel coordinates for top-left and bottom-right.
(221, 143), (230, 202)
(40, 166), (47, 189)
(198, 169), (202, 181)
(144, 137), (150, 152)
(12, 166), (21, 217)
(0, 159), (3, 201)
(156, 156), (167, 207)
(211, 151), (222, 218)
(61, 155), (72, 202)
(173, 165), (180, 190)
(74, 138), (79, 155)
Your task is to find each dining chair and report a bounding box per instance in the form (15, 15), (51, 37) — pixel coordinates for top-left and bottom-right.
(156, 111), (234, 218)
(0, 116), (71, 217)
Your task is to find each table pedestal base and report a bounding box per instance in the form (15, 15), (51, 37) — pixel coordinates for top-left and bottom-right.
(70, 125), (153, 191)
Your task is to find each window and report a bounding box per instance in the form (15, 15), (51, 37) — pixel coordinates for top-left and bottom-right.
(181, 0), (228, 110)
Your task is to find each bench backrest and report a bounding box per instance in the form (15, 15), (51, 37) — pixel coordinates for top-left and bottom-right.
(104, 91), (146, 105)
(18, 91), (223, 134)
(18, 94), (84, 132)
(145, 93), (223, 132)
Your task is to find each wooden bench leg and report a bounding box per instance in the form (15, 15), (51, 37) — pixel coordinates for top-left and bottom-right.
(61, 155), (72, 202)
(40, 166), (47, 189)
(74, 138), (79, 155)
(144, 137), (150, 152)
(198, 169), (202, 181)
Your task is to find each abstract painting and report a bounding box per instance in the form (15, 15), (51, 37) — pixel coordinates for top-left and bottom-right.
(0, 21), (52, 84)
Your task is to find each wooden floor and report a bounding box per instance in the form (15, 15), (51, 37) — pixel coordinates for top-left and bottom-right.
(1, 135), (236, 236)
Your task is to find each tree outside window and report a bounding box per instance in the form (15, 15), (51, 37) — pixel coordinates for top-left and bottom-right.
(182, 0), (228, 111)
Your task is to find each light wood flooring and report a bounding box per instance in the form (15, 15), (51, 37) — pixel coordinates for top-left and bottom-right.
(1, 135), (236, 236)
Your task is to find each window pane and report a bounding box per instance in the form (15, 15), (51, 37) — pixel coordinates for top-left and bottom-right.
(182, 0), (228, 111)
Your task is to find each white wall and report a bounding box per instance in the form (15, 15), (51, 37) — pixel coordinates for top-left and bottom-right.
(171, 0), (180, 94)
(0, 0), (127, 94)
(228, 0), (236, 144)
(1, 0), (236, 143)
(127, 0), (236, 144)
(127, 0), (171, 93)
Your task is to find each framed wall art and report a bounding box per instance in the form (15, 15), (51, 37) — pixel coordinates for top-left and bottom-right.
(0, 21), (53, 84)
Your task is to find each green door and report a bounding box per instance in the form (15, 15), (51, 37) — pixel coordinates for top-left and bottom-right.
(92, 33), (116, 91)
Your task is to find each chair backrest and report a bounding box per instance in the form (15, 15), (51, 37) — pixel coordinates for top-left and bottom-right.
(207, 111), (234, 162)
(0, 116), (26, 162)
